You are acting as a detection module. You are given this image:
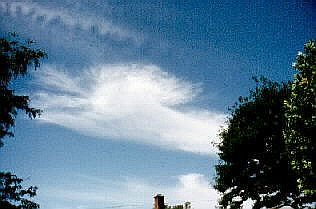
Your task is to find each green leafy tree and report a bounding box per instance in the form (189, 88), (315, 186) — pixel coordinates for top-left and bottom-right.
(284, 40), (316, 199)
(0, 33), (46, 208)
(215, 77), (300, 208)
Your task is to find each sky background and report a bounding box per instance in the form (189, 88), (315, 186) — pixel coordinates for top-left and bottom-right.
(0, 1), (315, 209)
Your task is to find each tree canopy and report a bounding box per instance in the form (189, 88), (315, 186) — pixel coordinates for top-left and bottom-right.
(215, 78), (297, 208)
(0, 172), (39, 209)
(214, 39), (316, 209)
(0, 33), (46, 209)
(0, 32), (46, 146)
(284, 40), (316, 200)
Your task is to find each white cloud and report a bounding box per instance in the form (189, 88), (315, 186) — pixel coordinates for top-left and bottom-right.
(40, 173), (220, 209)
(0, 1), (137, 41)
(33, 64), (225, 155)
(166, 173), (220, 209)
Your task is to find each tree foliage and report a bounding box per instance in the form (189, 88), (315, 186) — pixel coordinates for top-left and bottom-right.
(215, 78), (298, 208)
(0, 32), (46, 146)
(0, 172), (39, 209)
(0, 33), (46, 208)
(165, 205), (184, 209)
(165, 202), (191, 209)
(284, 40), (316, 198)
(215, 40), (316, 208)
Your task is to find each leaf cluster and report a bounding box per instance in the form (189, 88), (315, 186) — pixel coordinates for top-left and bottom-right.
(0, 172), (39, 209)
(0, 33), (45, 209)
(284, 40), (316, 196)
(165, 205), (184, 209)
(0, 32), (46, 146)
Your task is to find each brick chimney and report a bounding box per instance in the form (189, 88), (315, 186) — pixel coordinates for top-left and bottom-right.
(154, 194), (165, 209)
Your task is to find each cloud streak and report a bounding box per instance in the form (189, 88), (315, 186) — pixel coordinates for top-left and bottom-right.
(33, 64), (225, 155)
(0, 1), (137, 41)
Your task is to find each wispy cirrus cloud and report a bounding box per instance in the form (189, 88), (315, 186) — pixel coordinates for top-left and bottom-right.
(40, 173), (220, 209)
(0, 1), (138, 42)
(33, 64), (225, 155)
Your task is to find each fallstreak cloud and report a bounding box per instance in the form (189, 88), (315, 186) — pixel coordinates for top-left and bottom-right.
(0, 1), (137, 41)
(1, 1), (226, 155)
(33, 64), (226, 155)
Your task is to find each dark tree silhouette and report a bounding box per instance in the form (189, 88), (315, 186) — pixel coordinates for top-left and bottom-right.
(0, 32), (46, 146)
(215, 78), (298, 208)
(0, 172), (39, 209)
(215, 40), (316, 208)
(0, 33), (46, 209)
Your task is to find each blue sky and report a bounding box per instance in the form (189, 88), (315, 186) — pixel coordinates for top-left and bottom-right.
(0, 1), (315, 209)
